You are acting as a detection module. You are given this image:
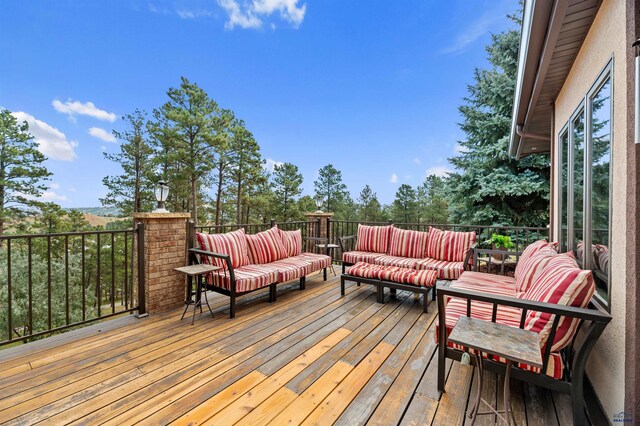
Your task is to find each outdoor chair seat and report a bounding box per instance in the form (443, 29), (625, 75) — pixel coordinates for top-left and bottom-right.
(347, 261), (438, 287)
(371, 254), (418, 269)
(208, 263), (279, 293)
(449, 270), (516, 296)
(342, 250), (382, 265)
(268, 257), (313, 282)
(415, 257), (465, 280)
(298, 252), (332, 271)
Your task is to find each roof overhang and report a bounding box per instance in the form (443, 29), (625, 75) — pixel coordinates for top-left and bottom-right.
(509, 0), (602, 159)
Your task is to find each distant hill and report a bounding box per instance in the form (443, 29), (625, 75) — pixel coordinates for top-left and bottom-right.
(64, 207), (123, 217)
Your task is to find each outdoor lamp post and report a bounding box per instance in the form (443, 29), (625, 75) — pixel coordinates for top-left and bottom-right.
(153, 180), (169, 213)
(314, 196), (323, 213)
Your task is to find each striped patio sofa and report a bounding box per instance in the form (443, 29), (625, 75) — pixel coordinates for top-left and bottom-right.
(435, 240), (612, 425)
(189, 225), (331, 318)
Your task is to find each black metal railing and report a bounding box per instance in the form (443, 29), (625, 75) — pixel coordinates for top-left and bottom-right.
(0, 227), (140, 346)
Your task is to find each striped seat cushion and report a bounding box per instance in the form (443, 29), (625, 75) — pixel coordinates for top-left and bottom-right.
(347, 262), (437, 288)
(342, 250), (382, 265)
(415, 257), (465, 280)
(452, 271), (516, 296)
(245, 226), (288, 265)
(594, 244), (609, 274)
(280, 229), (303, 257)
(387, 228), (430, 258)
(523, 254), (595, 353)
(426, 227), (476, 262)
(196, 229), (250, 269)
(514, 248), (558, 294)
(208, 264), (278, 293)
(434, 297), (563, 378)
(269, 257), (312, 282)
(371, 255), (418, 269)
(346, 262), (384, 279)
(298, 253), (332, 272)
(514, 240), (558, 280)
(354, 224), (393, 254)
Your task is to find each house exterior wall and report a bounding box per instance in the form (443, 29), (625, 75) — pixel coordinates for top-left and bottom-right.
(552, 0), (628, 418)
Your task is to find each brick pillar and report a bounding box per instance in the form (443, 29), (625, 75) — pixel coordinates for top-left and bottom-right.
(133, 212), (191, 314)
(304, 212), (334, 242)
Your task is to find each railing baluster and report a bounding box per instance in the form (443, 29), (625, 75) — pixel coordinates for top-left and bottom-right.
(65, 235), (69, 325)
(47, 236), (52, 330)
(28, 238), (33, 339)
(111, 232), (115, 314)
(82, 234), (86, 322)
(97, 233), (101, 318)
(7, 239), (12, 342)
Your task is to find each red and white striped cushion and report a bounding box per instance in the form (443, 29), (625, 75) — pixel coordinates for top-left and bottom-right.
(298, 253), (332, 272)
(514, 240), (557, 280)
(342, 250), (382, 265)
(594, 244), (609, 273)
(208, 264), (278, 293)
(426, 227), (476, 262)
(196, 229), (250, 269)
(416, 257), (465, 280)
(523, 254), (595, 352)
(453, 271), (516, 296)
(354, 224), (393, 254)
(269, 257), (312, 282)
(388, 228), (430, 258)
(347, 262), (437, 288)
(371, 255), (418, 269)
(245, 226), (288, 265)
(346, 262), (383, 279)
(514, 248), (558, 294)
(280, 229), (303, 257)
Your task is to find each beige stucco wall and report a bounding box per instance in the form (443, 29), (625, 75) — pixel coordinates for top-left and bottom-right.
(552, 0), (627, 418)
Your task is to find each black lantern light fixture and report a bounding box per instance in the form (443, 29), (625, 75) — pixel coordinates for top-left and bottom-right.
(314, 195), (323, 213)
(153, 180), (169, 213)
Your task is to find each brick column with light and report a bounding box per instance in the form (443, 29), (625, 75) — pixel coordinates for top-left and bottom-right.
(133, 212), (191, 314)
(304, 212), (334, 241)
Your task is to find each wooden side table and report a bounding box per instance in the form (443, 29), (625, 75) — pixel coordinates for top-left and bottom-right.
(448, 316), (542, 425)
(316, 243), (339, 276)
(174, 264), (220, 325)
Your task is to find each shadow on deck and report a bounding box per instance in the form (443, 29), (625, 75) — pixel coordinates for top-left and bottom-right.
(0, 273), (577, 425)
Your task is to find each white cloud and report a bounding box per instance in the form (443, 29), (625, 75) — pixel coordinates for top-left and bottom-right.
(11, 111), (78, 161)
(413, 158), (421, 165)
(177, 9), (215, 19)
(50, 182), (60, 189)
(425, 166), (453, 178)
(440, 10), (504, 55)
(52, 99), (117, 122)
(264, 158), (284, 172)
(41, 191), (67, 202)
(88, 127), (116, 143)
(390, 173), (398, 183)
(218, 0), (305, 29)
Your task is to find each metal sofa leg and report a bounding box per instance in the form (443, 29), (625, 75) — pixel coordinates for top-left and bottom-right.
(437, 343), (446, 392)
(230, 294), (236, 319)
(299, 276), (306, 290)
(423, 292), (429, 313)
(323, 267), (327, 281)
(269, 284), (277, 302)
(376, 284), (384, 303)
(342, 263), (346, 274)
(571, 372), (587, 425)
(340, 276), (345, 296)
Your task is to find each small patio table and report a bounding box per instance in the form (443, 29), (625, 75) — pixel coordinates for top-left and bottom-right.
(448, 316), (542, 425)
(174, 264), (220, 325)
(315, 243), (339, 276)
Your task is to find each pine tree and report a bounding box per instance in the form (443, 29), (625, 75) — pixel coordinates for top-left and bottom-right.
(313, 164), (347, 213)
(211, 109), (235, 226)
(272, 162), (303, 222)
(101, 109), (156, 216)
(357, 185), (384, 222)
(0, 109), (51, 236)
(391, 184), (418, 224)
(447, 16), (550, 227)
(417, 175), (449, 223)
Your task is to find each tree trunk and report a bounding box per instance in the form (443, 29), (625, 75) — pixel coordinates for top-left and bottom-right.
(215, 161), (224, 226)
(191, 177), (197, 225)
(236, 175), (242, 225)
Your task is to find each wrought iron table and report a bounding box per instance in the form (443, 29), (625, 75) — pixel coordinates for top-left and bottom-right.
(174, 264), (220, 325)
(448, 316), (542, 425)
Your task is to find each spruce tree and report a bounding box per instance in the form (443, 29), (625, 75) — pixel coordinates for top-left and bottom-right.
(417, 175), (449, 223)
(272, 162), (303, 222)
(0, 109), (51, 236)
(391, 184), (418, 224)
(313, 164), (347, 213)
(357, 185), (384, 222)
(447, 16), (550, 227)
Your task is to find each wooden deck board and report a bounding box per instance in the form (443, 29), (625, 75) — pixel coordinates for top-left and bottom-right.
(0, 273), (573, 425)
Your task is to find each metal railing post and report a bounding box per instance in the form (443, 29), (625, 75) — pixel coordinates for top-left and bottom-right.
(136, 222), (147, 317)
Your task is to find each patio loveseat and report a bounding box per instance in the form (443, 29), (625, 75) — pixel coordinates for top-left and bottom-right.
(189, 225), (331, 318)
(435, 240), (612, 425)
(339, 224), (476, 311)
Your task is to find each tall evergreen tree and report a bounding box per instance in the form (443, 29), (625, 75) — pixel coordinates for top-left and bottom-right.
(0, 109), (51, 236)
(211, 109), (235, 226)
(101, 109), (156, 216)
(447, 15), (550, 227)
(417, 175), (449, 223)
(391, 184), (418, 224)
(357, 185), (383, 222)
(313, 164), (347, 213)
(272, 162), (303, 222)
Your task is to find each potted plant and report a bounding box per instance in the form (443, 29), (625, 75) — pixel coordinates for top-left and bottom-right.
(485, 233), (515, 261)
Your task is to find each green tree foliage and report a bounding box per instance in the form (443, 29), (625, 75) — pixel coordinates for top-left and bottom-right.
(446, 20), (550, 227)
(391, 184), (418, 223)
(101, 109), (156, 215)
(417, 175), (449, 223)
(313, 164), (347, 213)
(357, 185), (384, 222)
(334, 194), (358, 221)
(211, 109), (235, 226)
(0, 109), (51, 236)
(272, 163), (303, 222)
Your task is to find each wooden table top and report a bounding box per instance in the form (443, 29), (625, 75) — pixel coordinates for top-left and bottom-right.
(174, 264), (221, 276)
(448, 316), (542, 368)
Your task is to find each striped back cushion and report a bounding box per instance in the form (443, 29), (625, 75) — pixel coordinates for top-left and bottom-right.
(515, 240), (557, 280)
(246, 226), (288, 264)
(523, 254), (595, 352)
(280, 229), (303, 257)
(196, 229), (250, 269)
(514, 248), (558, 294)
(388, 228), (430, 258)
(426, 227), (476, 262)
(355, 224), (393, 254)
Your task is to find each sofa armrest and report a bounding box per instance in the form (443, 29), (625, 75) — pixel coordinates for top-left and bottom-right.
(189, 248), (236, 292)
(339, 235), (356, 253)
(463, 242), (478, 270)
(436, 283), (611, 374)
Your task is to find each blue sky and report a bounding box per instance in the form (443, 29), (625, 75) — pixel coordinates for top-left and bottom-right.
(0, 0), (516, 208)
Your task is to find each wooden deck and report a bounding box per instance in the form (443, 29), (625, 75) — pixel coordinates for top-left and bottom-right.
(0, 273), (575, 425)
